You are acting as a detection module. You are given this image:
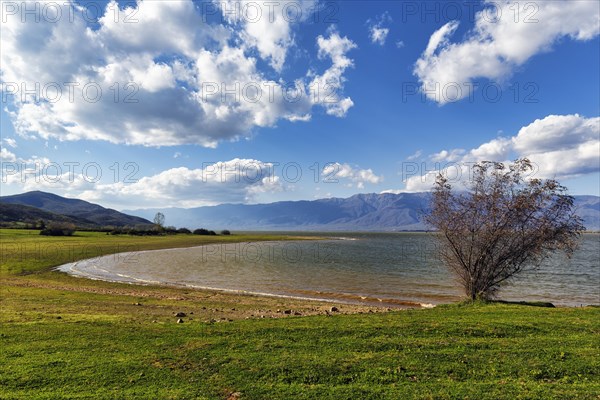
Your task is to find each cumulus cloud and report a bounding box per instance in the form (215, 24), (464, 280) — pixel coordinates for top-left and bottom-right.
(0, 147), (52, 167)
(512, 115), (600, 178)
(310, 31), (357, 117)
(2, 158), (284, 208)
(0, 153), (93, 194)
(322, 162), (383, 189)
(0, 148), (17, 162)
(512, 114), (599, 154)
(78, 159), (283, 208)
(414, 0), (600, 103)
(1, 0), (355, 147)
(367, 12), (392, 46)
(430, 149), (465, 163)
(217, 0), (317, 72)
(403, 114), (600, 192)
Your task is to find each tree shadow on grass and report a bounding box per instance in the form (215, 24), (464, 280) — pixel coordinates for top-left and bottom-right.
(491, 300), (556, 308)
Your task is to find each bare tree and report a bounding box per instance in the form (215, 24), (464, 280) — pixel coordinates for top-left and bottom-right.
(153, 212), (165, 229)
(424, 159), (585, 301)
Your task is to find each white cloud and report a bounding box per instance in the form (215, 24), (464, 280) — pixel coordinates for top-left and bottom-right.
(99, 0), (224, 56)
(469, 137), (512, 161)
(370, 27), (389, 46)
(3, 138), (18, 148)
(405, 114), (600, 191)
(512, 115), (600, 178)
(322, 162), (383, 189)
(512, 114), (599, 154)
(380, 189), (403, 195)
(1, 1), (355, 147)
(314, 192), (334, 199)
(406, 150), (422, 161)
(0, 148), (17, 162)
(415, 1), (600, 103)
(368, 12), (392, 46)
(0, 154), (87, 195)
(78, 159), (283, 208)
(2, 158), (284, 209)
(0, 148), (52, 167)
(430, 149), (465, 163)
(217, 0), (317, 72)
(310, 31), (357, 117)
(403, 171), (442, 193)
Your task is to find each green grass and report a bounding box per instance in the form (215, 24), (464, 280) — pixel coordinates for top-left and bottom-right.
(1, 229), (599, 399)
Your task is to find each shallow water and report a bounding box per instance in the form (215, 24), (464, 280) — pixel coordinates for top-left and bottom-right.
(57, 233), (600, 307)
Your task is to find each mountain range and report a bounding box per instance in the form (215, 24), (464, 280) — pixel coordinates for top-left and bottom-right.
(1, 191), (598, 231)
(125, 193), (600, 232)
(125, 192), (432, 231)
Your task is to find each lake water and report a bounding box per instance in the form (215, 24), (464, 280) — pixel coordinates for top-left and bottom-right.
(57, 233), (600, 307)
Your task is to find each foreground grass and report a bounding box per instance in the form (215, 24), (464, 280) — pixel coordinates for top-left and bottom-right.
(1, 229), (599, 399)
(2, 291), (598, 399)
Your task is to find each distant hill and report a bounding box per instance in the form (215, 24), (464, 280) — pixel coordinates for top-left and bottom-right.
(0, 191), (152, 227)
(126, 192), (600, 231)
(0, 203), (97, 228)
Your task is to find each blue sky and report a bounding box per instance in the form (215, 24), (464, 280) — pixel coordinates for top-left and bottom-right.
(1, 0), (599, 209)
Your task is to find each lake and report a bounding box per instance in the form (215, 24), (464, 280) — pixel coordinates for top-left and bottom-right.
(57, 233), (600, 307)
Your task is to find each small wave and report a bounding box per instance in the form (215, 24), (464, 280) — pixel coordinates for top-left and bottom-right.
(285, 289), (430, 308)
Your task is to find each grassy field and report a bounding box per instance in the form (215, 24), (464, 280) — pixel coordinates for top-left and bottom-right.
(1, 229), (599, 399)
